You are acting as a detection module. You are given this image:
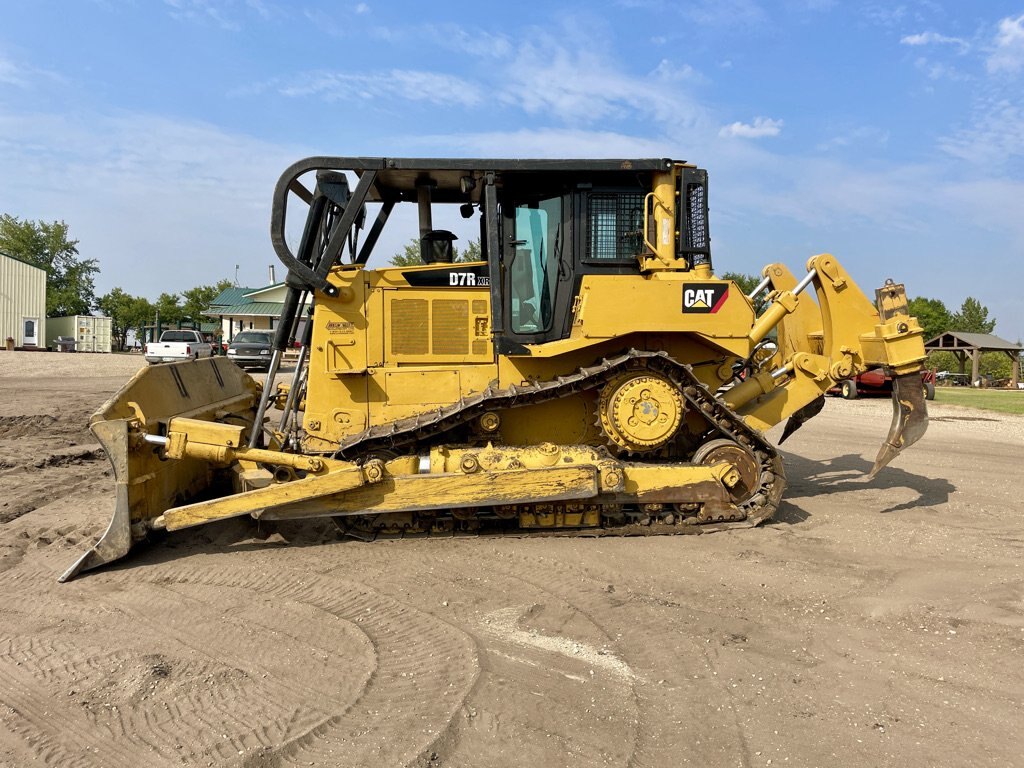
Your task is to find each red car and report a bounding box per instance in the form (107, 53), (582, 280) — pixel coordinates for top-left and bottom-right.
(830, 368), (936, 401)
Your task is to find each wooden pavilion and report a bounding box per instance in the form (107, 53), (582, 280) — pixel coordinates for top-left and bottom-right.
(924, 331), (1021, 388)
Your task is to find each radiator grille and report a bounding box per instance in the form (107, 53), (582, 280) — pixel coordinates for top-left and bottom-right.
(472, 299), (488, 315)
(472, 339), (488, 355)
(432, 299), (469, 355)
(391, 299), (429, 355)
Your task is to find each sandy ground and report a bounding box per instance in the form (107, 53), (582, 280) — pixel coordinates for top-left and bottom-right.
(1, 351), (1022, 768)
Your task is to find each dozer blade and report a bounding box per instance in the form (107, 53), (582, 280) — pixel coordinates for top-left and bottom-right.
(59, 358), (259, 581)
(868, 371), (929, 480)
(778, 395), (825, 445)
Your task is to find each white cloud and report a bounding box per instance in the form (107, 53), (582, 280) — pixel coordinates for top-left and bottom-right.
(900, 31), (968, 51)
(275, 69), (483, 107)
(718, 117), (783, 138)
(237, 24), (708, 132)
(987, 14), (1024, 74)
(0, 54), (65, 89)
(0, 56), (28, 88)
(163, 0), (242, 31)
(862, 4), (906, 29)
(684, 0), (765, 26)
(0, 110), (304, 297)
(815, 125), (890, 152)
(495, 35), (707, 128)
(938, 98), (1024, 166)
(354, 2), (369, 13)
(913, 56), (968, 81)
(406, 128), (670, 158)
(420, 25), (513, 59)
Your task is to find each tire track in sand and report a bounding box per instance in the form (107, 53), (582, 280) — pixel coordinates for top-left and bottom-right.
(89, 565), (480, 767)
(0, 653), (168, 768)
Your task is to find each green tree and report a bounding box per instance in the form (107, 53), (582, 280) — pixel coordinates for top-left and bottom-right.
(180, 279), (233, 327)
(97, 287), (136, 351)
(388, 237), (481, 266)
(980, 352), (1013, 381)
(98, 288), (159, 349)
(460, 239), (482, 262)
(154, 292), (184, 327)
(950, 297), (996, 334)
(126, 296), (156, 347)
(907, 296), (952, 340)
(0, 214), (99, 316)
(721, 271), (768, 313)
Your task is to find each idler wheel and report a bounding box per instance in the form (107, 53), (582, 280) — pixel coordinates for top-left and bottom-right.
(692, 438), (760, 504)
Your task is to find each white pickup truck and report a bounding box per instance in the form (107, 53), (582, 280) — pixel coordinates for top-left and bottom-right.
(144, 329), (215, 364)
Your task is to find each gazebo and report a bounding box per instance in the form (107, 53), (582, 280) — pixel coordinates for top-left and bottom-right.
(924, 331), (1021, 388)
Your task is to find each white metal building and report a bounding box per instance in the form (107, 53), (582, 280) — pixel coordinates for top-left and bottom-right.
(0, 251), (47, 349)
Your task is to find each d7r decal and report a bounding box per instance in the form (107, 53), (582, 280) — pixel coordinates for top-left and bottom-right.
(402, 264), (490, 288)
(682, 284), (729, 313)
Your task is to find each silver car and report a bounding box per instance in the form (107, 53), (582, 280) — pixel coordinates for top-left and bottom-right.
(226, 330), (273, 371)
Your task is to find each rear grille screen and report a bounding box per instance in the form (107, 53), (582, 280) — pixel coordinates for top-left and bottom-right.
(587, 193), (644, 260)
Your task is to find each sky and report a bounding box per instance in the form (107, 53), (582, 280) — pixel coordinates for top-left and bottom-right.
(1, 0), (1023, 338)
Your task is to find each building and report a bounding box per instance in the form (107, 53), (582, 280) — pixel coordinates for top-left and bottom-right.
(925, 331), (1021, 388)
(0, 251), (47, 349)
(205, 282), (309, 342)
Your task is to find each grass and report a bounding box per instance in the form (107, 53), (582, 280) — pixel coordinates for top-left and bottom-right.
(932, 387), (1024, 415)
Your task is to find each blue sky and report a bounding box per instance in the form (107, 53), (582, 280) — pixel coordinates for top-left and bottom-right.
(2, 1), (1022, 338)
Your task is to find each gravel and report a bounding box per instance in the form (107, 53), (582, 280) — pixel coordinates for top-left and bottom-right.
(0, 351), (148, 379)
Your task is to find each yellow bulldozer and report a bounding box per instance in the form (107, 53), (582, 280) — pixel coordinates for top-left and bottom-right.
(62, 157), (929, 581)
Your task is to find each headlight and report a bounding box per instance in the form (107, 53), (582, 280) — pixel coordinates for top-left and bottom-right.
(227, 349), (236, 355)
(260, 349), (270, 355)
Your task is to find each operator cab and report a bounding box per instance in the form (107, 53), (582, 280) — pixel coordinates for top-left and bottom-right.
(269, 157), (711, 354)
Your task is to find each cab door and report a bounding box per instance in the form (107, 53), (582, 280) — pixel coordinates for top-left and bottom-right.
(501, 193), (572, 345)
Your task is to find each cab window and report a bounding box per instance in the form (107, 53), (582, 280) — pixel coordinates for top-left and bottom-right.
(510, 196), (562, 334)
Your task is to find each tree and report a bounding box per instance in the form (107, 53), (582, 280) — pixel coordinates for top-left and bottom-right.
(126, 296), (156, 348)
(907, 297), (952, 341)
(96, 288), (160, 350)
(0, 214), (99, 316)
(460, 239), (482, 262)
(950, 297), (995, 334)
(154, 292), (184, 327)
(721, 271), (768, 313)
(96, 288), (135, 351)
(388, 237), (481, 266)
(180, 280), (233, 327)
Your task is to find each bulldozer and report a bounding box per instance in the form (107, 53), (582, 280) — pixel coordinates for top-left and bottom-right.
(61, 156), (929, 581)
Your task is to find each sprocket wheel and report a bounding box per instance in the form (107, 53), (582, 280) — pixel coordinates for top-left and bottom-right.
(598, 371), (684, 453)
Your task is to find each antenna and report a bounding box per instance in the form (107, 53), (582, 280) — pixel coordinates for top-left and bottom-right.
(234, 264), (240, 287)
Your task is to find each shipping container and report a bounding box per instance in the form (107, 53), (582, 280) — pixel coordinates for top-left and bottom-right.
(47, 315), (113, 353)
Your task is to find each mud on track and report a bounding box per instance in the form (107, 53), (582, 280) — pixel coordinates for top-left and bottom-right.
(1, 352), (1022, 767)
